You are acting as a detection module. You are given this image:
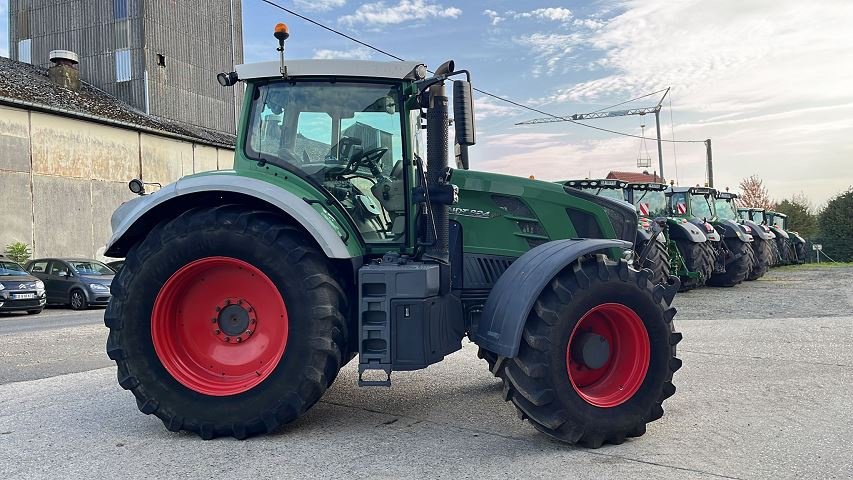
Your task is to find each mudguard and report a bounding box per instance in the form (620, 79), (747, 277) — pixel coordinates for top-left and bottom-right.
(789, 232), (806, 244)
(717, 219), (753, 242)
(472, 238), (632, 357)
(104, 174), (355, 259)
(667, 219), (707, 243)
(742, 220), (775, 240)
(689, 219), (721, 242)
(769, 226), (790, 240)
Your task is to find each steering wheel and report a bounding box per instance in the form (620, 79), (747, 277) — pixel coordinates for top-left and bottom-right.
(348, 147), (389, 177)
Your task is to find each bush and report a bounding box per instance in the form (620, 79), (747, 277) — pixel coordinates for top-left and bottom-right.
(4, 242), (32, 265)
(817, 187), (853, 262)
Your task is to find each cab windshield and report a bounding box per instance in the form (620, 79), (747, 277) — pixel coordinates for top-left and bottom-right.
(632, 189), (667, 218)
(714, 198), (739, 221)
(597, 188), (626, 202)
(770, 215), (785, 229)
(752, 211), (767, 224)
(245, 81), (409, 243)
(690, 193), (715, 220)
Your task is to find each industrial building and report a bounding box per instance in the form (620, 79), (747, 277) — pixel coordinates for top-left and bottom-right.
(0, 55), (235, 260)
(7, 0), (243, 133)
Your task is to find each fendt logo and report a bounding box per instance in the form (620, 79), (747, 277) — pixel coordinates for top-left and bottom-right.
(449, 207), (492, 219)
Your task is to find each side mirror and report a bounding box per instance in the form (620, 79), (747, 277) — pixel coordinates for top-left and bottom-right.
(453, 80), (475, 170)
(58, 271), (68, 278)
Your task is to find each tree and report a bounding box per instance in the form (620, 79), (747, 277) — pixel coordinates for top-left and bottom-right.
(775, 193), (818, 237)
(3, 242), (32, 265)
(817, 187), (853, 262)
(738, 175), (774, 209)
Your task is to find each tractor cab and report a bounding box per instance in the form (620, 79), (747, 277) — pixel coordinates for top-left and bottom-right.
(562, 179), (629, 204)
(766, 211), (787, 230)
(625, 182), (668, 221)
(667, 187), (720, 242)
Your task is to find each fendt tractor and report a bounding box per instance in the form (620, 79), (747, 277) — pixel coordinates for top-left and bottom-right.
(102, 25), (681, 448)
(624, 182), (712, 291)
(740, 208), (780, 266)
(715, 192), (773, 280)
(668, 186), (755, 287)
(766, 211), (807, 264)
(562, 179), (671, 285)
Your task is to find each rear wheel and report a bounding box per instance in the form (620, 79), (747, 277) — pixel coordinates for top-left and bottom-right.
(105, 205), (348, 439)
(794, 242), (807, 264)
(746, 238), (771, 280)
(708, 239), (752, 287)
(777, 239), (793, 265)
(497, 255), (681, 448)
(639, 240), (671, 286)
(769, 240), (780, 267)
(674, 240), (715, 291)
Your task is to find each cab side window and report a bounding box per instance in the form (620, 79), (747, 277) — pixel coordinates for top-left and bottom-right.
(670, 193), (687, 215)
(49, 261), (70, 277)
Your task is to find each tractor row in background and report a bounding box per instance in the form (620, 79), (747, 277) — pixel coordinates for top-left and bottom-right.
(739, 208), (807, 265)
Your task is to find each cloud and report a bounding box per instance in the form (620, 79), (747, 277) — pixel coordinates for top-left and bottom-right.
(473, 96), (524, 120)
(516, 7), (573, 23)
(293, 0), (346, 12)
(313, 46), (373, 60)
(483, 9), (504, 26)
(339, 0), (461, 27)
(514, 33), (585, 76)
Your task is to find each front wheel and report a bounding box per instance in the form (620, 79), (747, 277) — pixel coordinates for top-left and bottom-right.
(794, 242), (807, 264)
(105, 206), (348, 439)
(498, 255), (681, 448)
(70, 290), (88, 310)
(707, 239), (753, 287)
(746, 238), (771, 280)
(674, 240), (715, 291)
(638, 239), (671, 286)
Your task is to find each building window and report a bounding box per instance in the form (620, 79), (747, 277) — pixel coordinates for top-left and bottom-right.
(115, 20), (131, 49)
(18, 39), (32, 64)
(114, 0), (129, 19)
(156, 54), (166, 68)
(115, 49), (132, 82)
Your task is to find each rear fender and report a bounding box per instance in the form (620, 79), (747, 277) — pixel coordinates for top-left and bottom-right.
(769, 226), (790, 239)
(789, 232), (806, 244)
(104, 175), (357, 259)
(471, 238), (632, 357)
(667, 219), (707, 243)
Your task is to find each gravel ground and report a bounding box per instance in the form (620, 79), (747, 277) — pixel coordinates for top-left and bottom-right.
(0, 265), (851, 479)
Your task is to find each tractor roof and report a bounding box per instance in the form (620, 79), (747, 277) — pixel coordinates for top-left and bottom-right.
(669, 186), (716, 195)
(715, 191), (738, 200)
(235, 60), (426, 81)
(562, 179), (627, 189)
(766, 211), (787, 218)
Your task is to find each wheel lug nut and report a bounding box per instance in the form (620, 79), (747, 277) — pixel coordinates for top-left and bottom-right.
(211, 318), (216, 323)
(215, 306), (221, 312)
(246, 330), (253, 336)
(214, 329), (221, 335)
(237, 337), (243, 343)
(224, 337), (230, 342)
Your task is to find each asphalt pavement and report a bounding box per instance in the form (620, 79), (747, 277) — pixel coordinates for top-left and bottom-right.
(0, 266), (851, 479)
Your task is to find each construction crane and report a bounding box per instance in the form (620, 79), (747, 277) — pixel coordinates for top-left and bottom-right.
(517, 87), (671, 180)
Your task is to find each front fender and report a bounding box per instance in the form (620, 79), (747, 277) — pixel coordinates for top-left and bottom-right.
(769, 226), (790, 239)
(789, 231), (806, 244)
(472, 238), (632, 357)
(668, 219), (707, 243)
(742, 220), (775, 240)
(718, 219), (753, 242)
(104, 174), (356, 259)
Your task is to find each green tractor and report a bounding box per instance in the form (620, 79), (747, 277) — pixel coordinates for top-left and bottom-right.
(667, 186), (755, 287)
(624, 182), (714, 291)
(739, 208), (788, 266)
(562, 179), (671, 286)
(102, 28), (680, 448)
(714, 191), (773, 280)
(766, 211), (807, 264)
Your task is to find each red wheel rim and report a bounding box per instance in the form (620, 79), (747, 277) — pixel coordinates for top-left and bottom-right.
(566, 303), (650, 408)
(151, 257), (288, 396)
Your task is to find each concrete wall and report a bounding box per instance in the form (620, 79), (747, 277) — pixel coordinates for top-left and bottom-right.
(0, 104), (235, 261)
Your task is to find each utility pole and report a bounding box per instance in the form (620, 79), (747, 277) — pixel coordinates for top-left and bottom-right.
(705, 139), (714, 187)
(655, 110), (664, 181)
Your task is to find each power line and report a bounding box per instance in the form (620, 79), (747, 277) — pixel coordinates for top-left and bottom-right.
(256, 0), (706, 144)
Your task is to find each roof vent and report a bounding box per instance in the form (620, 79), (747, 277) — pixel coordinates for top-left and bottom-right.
(48, 50), (81, 91)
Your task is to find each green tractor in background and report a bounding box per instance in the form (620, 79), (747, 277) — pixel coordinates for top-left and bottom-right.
(624, 182), (714, 291)
(562, 179), (671, 286)
(715, 192), (773, 280)
(739, 208), (778, 266)
(667, 187), (755, 287)
(766, 211), (807, 264)
(101, 27), (680, 448)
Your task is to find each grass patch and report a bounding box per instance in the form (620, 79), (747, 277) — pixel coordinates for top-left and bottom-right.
(777, 262), (853, 269)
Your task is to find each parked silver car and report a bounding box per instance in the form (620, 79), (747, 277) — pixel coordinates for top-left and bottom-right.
(25, 258), (115, 310)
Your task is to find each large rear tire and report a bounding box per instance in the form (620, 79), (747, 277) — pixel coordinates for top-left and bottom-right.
(105, 206), (348, 439)
(769, 240), (780, 267)
(746, 238), (771, 280)
(777, 239), (793, 265)
(794, 242), (807, 264)
(496, 255), (681, 448)
(674, 240), (715, 291)
(707, 239), (752, 287)
(639, 240), (671, 286)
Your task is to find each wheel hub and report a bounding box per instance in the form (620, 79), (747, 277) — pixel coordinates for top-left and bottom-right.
(571, 332), (610, 370)
(214, 299), (256, 342)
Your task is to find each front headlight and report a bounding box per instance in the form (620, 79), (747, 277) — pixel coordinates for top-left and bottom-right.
(35, 280), (45, 293)
(90, 283), (110, 291)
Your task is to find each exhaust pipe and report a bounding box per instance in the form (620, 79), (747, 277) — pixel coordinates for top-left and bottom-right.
(425, 81), (450, 263)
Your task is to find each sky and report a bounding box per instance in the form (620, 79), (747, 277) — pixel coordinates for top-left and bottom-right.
(3, 0), (852, 206)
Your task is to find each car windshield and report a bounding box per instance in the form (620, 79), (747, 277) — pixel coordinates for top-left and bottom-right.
(0, 261), (28, 276)
(714, 198), (739, 220)
(69, 261), (114, 275)
(632, 189), (668, 217)
(690, 193), (715, 220)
